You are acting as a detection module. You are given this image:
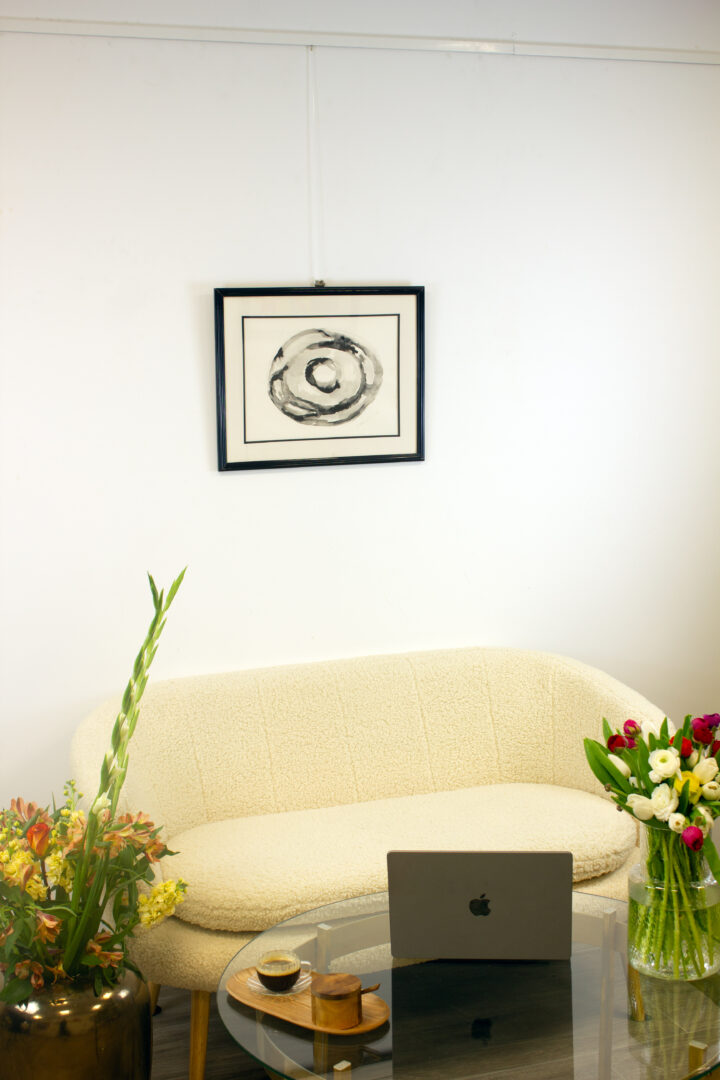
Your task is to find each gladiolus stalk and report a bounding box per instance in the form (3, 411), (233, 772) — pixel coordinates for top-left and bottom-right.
(61, 570), (185, 977)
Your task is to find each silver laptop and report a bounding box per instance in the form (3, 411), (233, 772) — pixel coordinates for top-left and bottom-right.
(387, 850), (573, 960)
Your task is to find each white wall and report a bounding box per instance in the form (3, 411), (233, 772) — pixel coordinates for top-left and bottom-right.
(3, 0), (720, 51)
(1, 2), (720, 808)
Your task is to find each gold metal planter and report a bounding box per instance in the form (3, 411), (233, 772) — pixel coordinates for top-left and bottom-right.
(0, 970), (151, 1079)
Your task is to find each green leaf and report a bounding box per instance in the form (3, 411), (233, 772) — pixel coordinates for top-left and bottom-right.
(601, 755), (633, 794)
(164, 567), (187, 610)
(584, 739), (613, 787)
(602, 718), (613, 743)
(705, 836), (720, 882)
(110, 717), (123, 753)
(660, 718), (669, 743)
(0, 882), (26, 904)
(127, 880), (138, 913)
(634, 737), (652, 794)
(2, 924), (20, 954)
(112, 890), (125, 927)
(584, 739), (632, 794)
(0, 978), (32, 1004)
(677, 778), (690, 817)
(147, 574), (160, 607)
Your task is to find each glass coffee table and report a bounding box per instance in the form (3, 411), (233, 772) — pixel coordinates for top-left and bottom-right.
(218, 892), (720, 1079)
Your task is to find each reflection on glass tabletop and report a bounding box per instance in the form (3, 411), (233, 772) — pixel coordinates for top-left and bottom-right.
(217, 892), (720, 1080)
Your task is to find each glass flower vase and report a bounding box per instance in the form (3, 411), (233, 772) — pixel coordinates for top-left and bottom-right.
(628, 826), (720, 980)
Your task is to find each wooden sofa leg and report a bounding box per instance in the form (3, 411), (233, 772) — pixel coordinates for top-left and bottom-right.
(148, 981), (161, 1016)
(190, 989), (211, 1080)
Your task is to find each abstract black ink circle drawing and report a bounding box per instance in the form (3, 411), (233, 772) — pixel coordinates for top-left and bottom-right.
(269, 329), (383, 426)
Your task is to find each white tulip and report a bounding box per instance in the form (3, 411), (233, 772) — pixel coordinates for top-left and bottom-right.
(694, 758), (719, 784)
(608, 753), (632, 779)
(627, 793), (655, 821)
(688, 750), (699, 767)
(669, 812), (687, 833)
(702, 781), (720, 801)
(694, 805), (714, 836)
(650, 783), (679, 821)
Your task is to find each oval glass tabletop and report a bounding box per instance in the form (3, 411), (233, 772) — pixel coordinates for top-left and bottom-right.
(217, 892), (720, 1080)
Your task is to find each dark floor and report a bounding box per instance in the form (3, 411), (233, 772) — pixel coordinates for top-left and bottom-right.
(152, 986), (266, 1080)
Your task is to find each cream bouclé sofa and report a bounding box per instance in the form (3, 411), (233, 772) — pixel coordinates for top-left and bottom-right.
(71, 647), (663, 1078)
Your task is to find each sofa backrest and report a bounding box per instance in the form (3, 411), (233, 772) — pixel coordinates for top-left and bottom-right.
(70, 647), (665, 838)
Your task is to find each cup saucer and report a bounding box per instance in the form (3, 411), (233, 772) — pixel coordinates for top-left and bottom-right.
(247, 970), (312, 997)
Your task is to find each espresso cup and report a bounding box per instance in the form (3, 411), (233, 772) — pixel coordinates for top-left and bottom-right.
(255, 951), (311, 992)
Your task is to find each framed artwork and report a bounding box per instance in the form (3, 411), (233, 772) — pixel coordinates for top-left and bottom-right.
(214, 286), (424, 471)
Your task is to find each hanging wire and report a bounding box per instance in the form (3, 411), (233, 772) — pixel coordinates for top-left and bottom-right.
(306, 44), (325, 287)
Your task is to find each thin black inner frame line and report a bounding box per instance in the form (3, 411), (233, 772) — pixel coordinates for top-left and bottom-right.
(240, 312), (403, 446)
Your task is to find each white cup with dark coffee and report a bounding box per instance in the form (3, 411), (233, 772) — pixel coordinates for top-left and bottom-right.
(255, 951), (311, 992)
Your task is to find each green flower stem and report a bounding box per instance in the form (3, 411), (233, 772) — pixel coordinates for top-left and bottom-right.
(61, 570), (185, 977)
(62, 851), (110, 974)
(672, 853), (703, 976)
(652, 845), (670, 964)
(629, 827), (720, 980)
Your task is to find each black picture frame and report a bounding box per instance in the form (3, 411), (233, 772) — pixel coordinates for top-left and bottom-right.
(214, 286), (424, 471)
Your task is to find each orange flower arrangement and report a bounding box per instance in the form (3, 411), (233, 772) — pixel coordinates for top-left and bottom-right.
(0, 571), (187, 1003)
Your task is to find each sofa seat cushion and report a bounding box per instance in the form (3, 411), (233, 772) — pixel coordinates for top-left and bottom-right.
(166, 783), (635, 933)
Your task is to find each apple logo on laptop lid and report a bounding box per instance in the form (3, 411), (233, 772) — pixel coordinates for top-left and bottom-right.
(469, 894), (491, 917)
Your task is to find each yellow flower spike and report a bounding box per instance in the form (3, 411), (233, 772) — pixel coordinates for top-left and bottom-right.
(675, 770), (702, 804)
(26, 879), (47, 901)
(137, 879), (187, 927)
(45, 850), (74, 892)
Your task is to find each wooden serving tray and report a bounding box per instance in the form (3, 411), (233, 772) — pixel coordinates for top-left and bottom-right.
(225, 968), (390, 1035)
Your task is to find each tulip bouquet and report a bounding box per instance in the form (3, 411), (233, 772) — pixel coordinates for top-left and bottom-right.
(0, 571), (187, 1004)
(585, 713), (720, 979)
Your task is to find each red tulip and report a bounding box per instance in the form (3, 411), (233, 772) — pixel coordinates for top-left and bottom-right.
(682, 826), (705, 852)
(607, 735), (627, 752)
(671, 734), (693, 758)
(692, 718), (714, 745)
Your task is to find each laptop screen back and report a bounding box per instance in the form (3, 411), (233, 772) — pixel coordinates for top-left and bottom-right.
(387, 850), (573, 960)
